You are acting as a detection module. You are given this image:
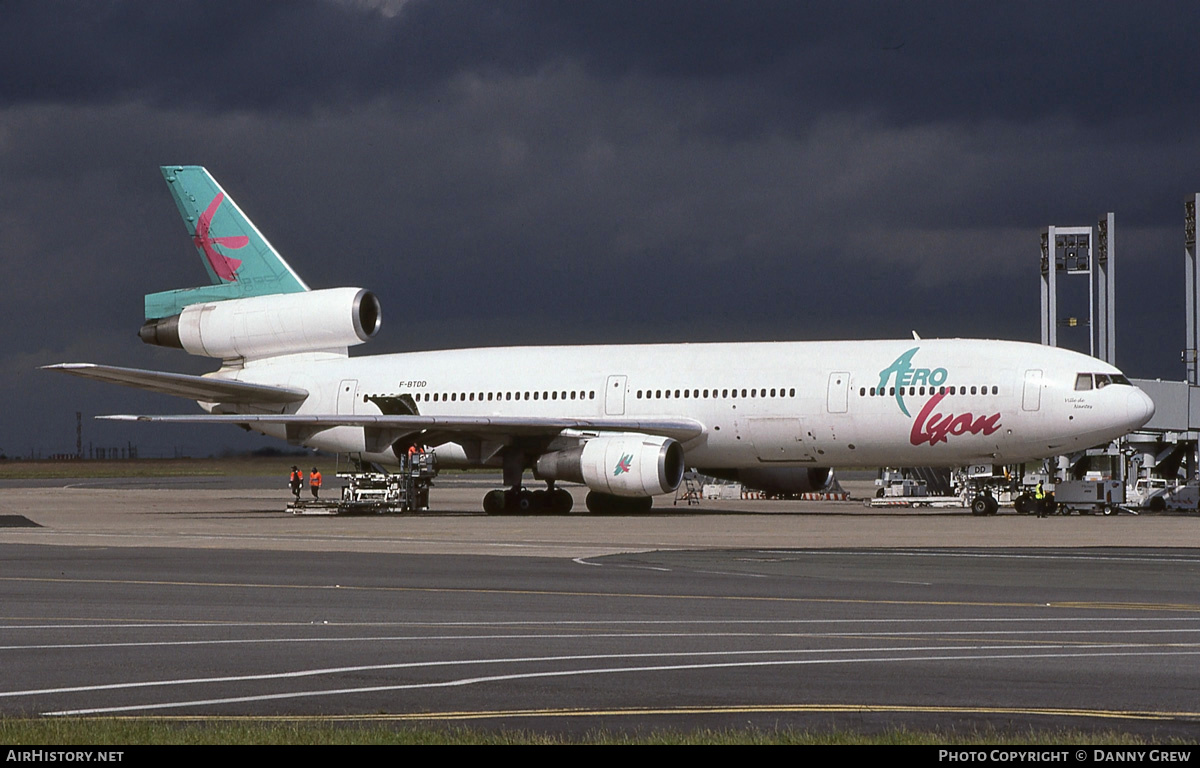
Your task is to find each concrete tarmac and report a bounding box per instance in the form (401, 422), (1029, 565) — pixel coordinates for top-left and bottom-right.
(1, 477), (1199, 737)
(1, 481), (1198, 557)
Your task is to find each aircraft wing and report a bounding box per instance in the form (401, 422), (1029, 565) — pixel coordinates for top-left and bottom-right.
(97, 413), (706, 443)
(45, 363), (309, 404)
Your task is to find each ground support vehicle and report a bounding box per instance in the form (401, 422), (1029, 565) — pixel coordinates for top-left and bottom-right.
(290, 452), (436, 515)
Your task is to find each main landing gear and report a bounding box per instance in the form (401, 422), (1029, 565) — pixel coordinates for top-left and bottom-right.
(483, 449), (573, 515)
(481, 448), (657, 515)
(483, 486), (574, 515)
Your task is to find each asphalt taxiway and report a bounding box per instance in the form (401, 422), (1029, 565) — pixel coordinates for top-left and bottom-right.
(1, 477), (1199, 737)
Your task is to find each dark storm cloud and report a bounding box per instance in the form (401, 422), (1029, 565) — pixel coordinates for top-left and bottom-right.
(3, 1), (1199, 456)
(4, 1), (1198, 135)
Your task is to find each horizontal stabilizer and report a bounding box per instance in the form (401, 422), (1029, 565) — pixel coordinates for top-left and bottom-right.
(44, 363), (308, 404)
(96, 413), (706, 443)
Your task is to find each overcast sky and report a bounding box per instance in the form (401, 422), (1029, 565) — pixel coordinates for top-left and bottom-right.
(3, 0), (1199, 458)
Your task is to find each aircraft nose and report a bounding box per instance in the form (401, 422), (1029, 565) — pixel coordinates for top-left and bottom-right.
(1127, 388), (1155, 429)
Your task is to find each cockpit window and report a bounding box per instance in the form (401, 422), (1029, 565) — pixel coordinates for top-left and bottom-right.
(1076, 372), (1132, 390)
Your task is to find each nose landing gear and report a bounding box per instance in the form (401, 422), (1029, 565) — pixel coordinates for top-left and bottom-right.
(970, 491), (1000, 516)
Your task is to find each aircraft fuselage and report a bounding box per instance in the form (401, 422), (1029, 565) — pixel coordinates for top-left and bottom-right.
(223, 337), (1153, 471)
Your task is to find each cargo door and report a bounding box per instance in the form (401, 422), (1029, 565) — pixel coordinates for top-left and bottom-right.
(747, 417), (816, 462)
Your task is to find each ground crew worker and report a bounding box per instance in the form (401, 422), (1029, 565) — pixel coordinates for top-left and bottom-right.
(309, 467), (322, 499)
(1034, 481), (1046, 518)
(289, 465), (303, 500)
(408, 443), (425, 468)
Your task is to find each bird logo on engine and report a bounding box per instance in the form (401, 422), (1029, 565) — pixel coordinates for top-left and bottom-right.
(613, 453), (633, 476)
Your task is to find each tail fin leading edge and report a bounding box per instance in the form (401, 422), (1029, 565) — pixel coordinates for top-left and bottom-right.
(144, 166), (309, 319)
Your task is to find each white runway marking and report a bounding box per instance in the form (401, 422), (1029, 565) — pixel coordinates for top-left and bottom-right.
(4, 615), (1198, 631)
(572, 557), (671, 571)
(5, 626), (1200, 653)
(40, 646), (1200, 716)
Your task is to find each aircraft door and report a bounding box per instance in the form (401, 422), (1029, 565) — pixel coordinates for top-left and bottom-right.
(337, 379), (359, 414)
(604, 375), (627, 415)
(1022, 370), (1042, 411)
(826, 371), (850, 413)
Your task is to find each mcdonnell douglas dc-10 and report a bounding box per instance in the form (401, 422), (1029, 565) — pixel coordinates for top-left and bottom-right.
(48, 167), (1155, 514)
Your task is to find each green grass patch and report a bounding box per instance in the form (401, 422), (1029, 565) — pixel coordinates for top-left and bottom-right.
(0, 718), (1179, 745)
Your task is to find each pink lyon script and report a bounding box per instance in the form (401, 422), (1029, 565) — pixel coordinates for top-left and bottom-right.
(194, 193), (248, 281)
(910, 392), (1002, 446)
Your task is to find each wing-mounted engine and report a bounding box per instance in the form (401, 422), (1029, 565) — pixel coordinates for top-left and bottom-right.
(138, 287), (381, 360)
(535, 434), (685, 497)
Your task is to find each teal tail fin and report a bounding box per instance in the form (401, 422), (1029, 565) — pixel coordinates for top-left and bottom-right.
(144, 166), (309, 319)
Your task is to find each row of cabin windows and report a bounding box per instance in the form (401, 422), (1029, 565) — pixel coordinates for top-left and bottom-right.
(364, 391), (597, 403)
(636, 387), (796, 400)
(860, 384), (999, 397)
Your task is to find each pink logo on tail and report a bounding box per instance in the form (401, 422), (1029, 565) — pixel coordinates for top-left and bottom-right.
(194, 193), (248, 281)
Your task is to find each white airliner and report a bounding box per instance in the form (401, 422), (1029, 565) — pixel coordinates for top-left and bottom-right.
(48, 167), (1155, 514)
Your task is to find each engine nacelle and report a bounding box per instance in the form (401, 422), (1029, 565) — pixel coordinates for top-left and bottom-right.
(139, 287), (381, 360)
(536, 434), (685, 497)
(698, 466), (832, 495)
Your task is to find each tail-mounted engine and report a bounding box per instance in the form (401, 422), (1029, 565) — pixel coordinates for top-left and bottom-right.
(139, 287), (381, 360)
(535, 434), (685, 497)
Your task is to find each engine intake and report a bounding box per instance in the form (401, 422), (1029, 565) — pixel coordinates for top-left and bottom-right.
(140, 287), (380, 360)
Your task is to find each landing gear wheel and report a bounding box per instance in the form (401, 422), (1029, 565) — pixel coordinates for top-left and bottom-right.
(1013, 494), (1033, 515)
(551, 488), (573, 514)
(971, 494), (998, 516)
(585, 491), (612, 515)
(483, 489), (506, 516)
(516, 490), (534, 513)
